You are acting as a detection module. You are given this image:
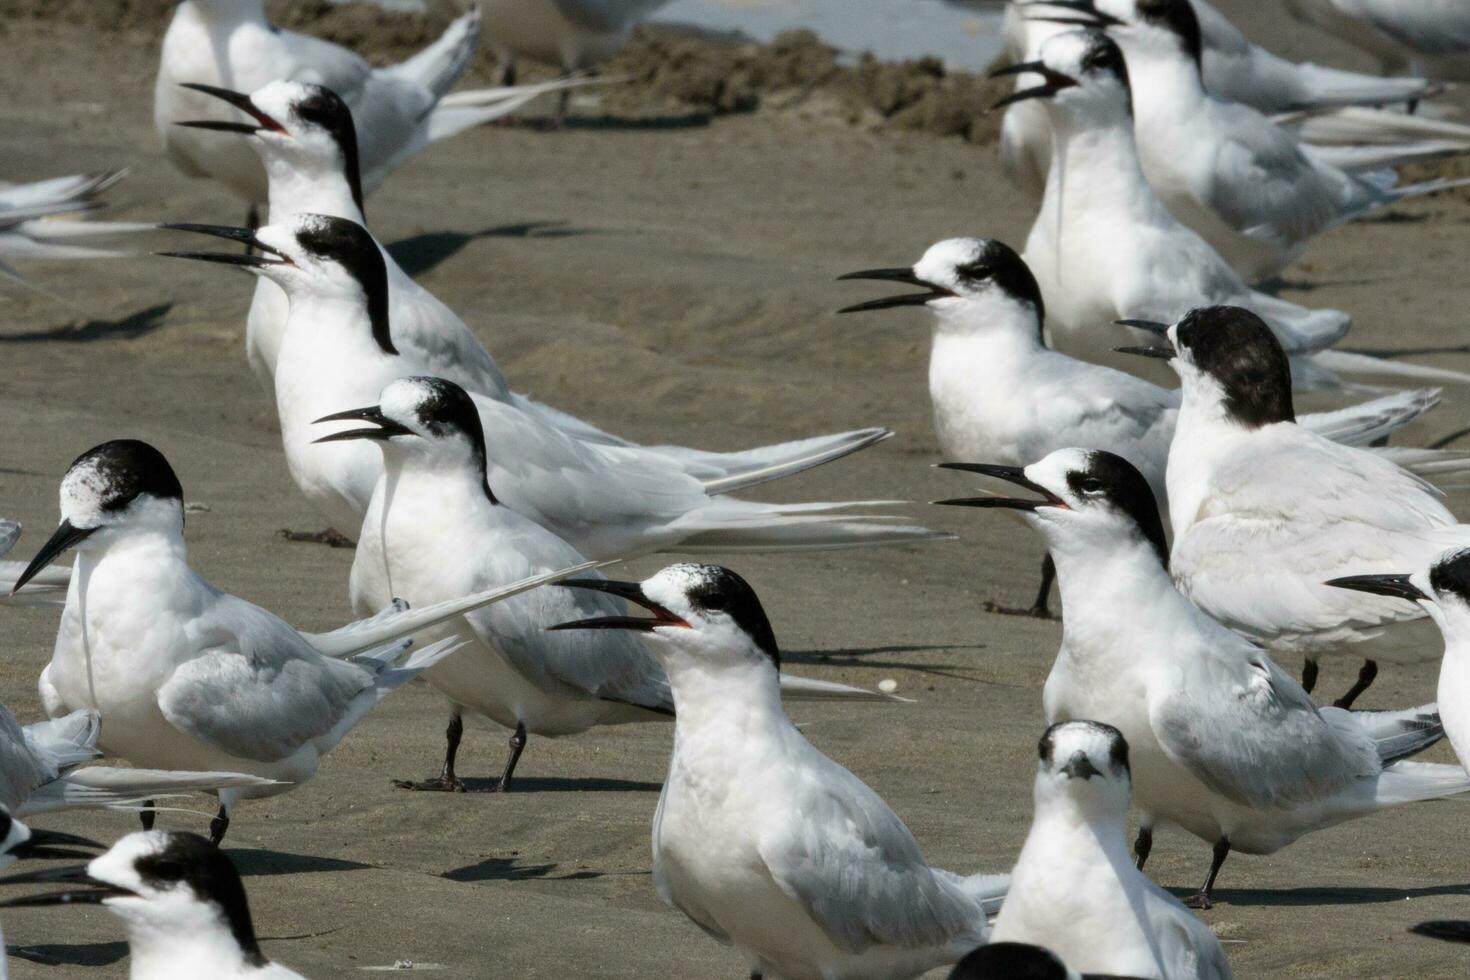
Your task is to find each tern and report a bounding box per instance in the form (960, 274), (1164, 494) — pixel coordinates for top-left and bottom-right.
(162, 214), (943, 558)
(938, 447), (1470, 908)
(8, 438), (599, 842)
(173, 79), (895, 493)
(1000, 28), (1470, 390)
(551, 563), (1009, 980)
(949, 941), (1151, 980)
(323, 376), (898, 791)
(1329, 546), (1470, 775)
(156, 0), (571, 227)
(1286, 0), (1470, 81)
(1124, 306), (1470, 706)
(0, 831), (306, 979)
(0, 806), (105, 980)
(1043, 0), (1470, 283)
(992, 721), (1231, 978)
(997, 0), (1434, 197)
(838, 237), (1456, 618)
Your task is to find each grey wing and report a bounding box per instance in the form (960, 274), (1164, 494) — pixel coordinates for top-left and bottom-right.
(158, 598), (374, 763)
(1144, 883), (1233, 980)
(1149, 648), (1376, 810)
(276, 29), (374, 101)
(758, 764), (981, 953)
(0, 706), (48, 811)
(548, 0), (671, 34)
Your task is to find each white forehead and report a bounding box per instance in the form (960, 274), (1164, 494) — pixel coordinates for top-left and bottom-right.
(61, 458), (116, 516)
(379, 378), (433, 423)
(914, 238), (985, 282)
(1025, 448), (1091, 489)
(1048, 722), (1121, 764)
(89, 831), (169, 888)
(1040, 29), (1094, 75)
(249, 80), (312, 123)
(642, 563), (719, 611)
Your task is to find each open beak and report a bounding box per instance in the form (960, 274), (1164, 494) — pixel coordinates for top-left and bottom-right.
(546, 579), (692, 633)
(1116, 343), (1175, 360)
(311, 405), (414, 444)
(1324, 573), (1428, 603)
(10, 829), (107, 862)
(933, 462), (1071, 511)
(9, 520), (94, 595)
(836, 268), (955, 314)
(1021, 0), (1125, 27)
(157, 223), (292, 270)
(175, 83), (288, 136)
(0, 863), (132, 909)
(1117, 318), (1170, 336)
(989, 61), (1080, 110)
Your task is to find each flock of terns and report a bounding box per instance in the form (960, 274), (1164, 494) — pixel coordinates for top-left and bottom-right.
(5, 0), (1470, 978)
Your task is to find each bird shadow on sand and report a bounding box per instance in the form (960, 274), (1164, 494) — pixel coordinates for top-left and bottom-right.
(228, 848), (372, 877)
(7, 941), (129, 968)
(448, 775), (662, 794)
(386, 222), (587, 279)
(1253, 275), (1392, 295)
(1172, 883), (1470, 908)
(0, 302), (172, 344)
(443, 856), (605, 884)
(516, 112), (715, 133)
(784, 644), (990, 681)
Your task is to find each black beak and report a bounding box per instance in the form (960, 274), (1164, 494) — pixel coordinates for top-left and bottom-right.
(836, 268), (955, 314)
(988, 61), (1079, 110)
(1411, 921), (1470, 944)
(10, 828), (107, 862)
(157, 223), (292, 270)
(311, 405), (415, 444)
(1324, 573), (1428, 603)
(1060, 751), (1103, 780)
(0, 863), (132, 908)
(10, 519), (94, 595)
(1116, 318), (1170, 336)
(546, 579), (691, 633)
(176, 83), (288, 135)
(1116, 345), (1175, 361)
(1021, 0), (1125, 27)
(933, 462), (1070, 512)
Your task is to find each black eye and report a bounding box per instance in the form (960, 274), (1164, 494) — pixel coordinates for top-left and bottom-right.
(148, 859), (185, 881)
(702, 594), (728, 613)
(1078, 477), (1105, 494)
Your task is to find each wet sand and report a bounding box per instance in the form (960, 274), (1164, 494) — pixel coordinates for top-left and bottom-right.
(2, 3), (1470, 977)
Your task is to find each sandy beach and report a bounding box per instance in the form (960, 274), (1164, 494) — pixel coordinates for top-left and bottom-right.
(1, 2), (1469, 976)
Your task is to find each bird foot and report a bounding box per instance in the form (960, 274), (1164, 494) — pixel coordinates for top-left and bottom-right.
(1182, 891), (1214, 911)
(392, 776), (467, 793)
(982, 600), (1056, 620)
(277, 528), (355, 548)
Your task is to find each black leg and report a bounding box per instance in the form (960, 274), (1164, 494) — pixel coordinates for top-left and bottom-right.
(555, 86), (570, 128)
(1184, 838), (1230, 910)
(1333, 660), (1379, 710)
(1133, 825), (1153, 871)
(491, 722), (528, 792)
(497, 58), (517, 88)
(277, 527), (355, 548)
(139, 799), (155, 832)
(393, 712), (467, 792)
(209, 804), (230, 846)
(1301, 658), (1319, 695)
(984, 553), (1057, 619)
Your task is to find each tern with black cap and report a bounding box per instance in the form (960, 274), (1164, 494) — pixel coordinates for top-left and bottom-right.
(10, 437), (601, 842)
(939, 447), (1468, 909)
(551, 563), (1008, 979)
(992, 721), (1231, 978)
(0, 830), (306, 979)
(1124, 305), (1470, 706)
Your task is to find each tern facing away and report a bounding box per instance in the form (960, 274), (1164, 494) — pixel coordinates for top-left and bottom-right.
(8, 439), (600, 842)
(163, 214), (942, 558)
(174, 79), (894, 494)
(552, 563), (1008, 980)
(939, 447), (1469, 908)
(992, 721), (1231, 979)
(325, 376), (898, 791)
(1130, 306), (1470, 704)
(157, 0), (566, 220)
(1329, 546), (1470, 776)
(1002, 28), (1470, 391)
(841, 237), (1455, 618)
(0, 830), (307, 980)
(1057, 0), (1470, 283)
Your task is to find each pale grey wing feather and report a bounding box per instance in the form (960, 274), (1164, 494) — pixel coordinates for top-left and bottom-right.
(0, 706), (49, 811)
(1362, 1), (1470, 54)
(467, 525), (672, 711)
(276, 28), (374, 101)
(651, 784), (734, 945)
(1149, 648), (1377, 810)
(1144, 883), (1233, 980)
(158, 597), (375, 763)
(758, 761), (981, 953)
(548, 0), (670, 34)
(0, 521), (20, 558)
